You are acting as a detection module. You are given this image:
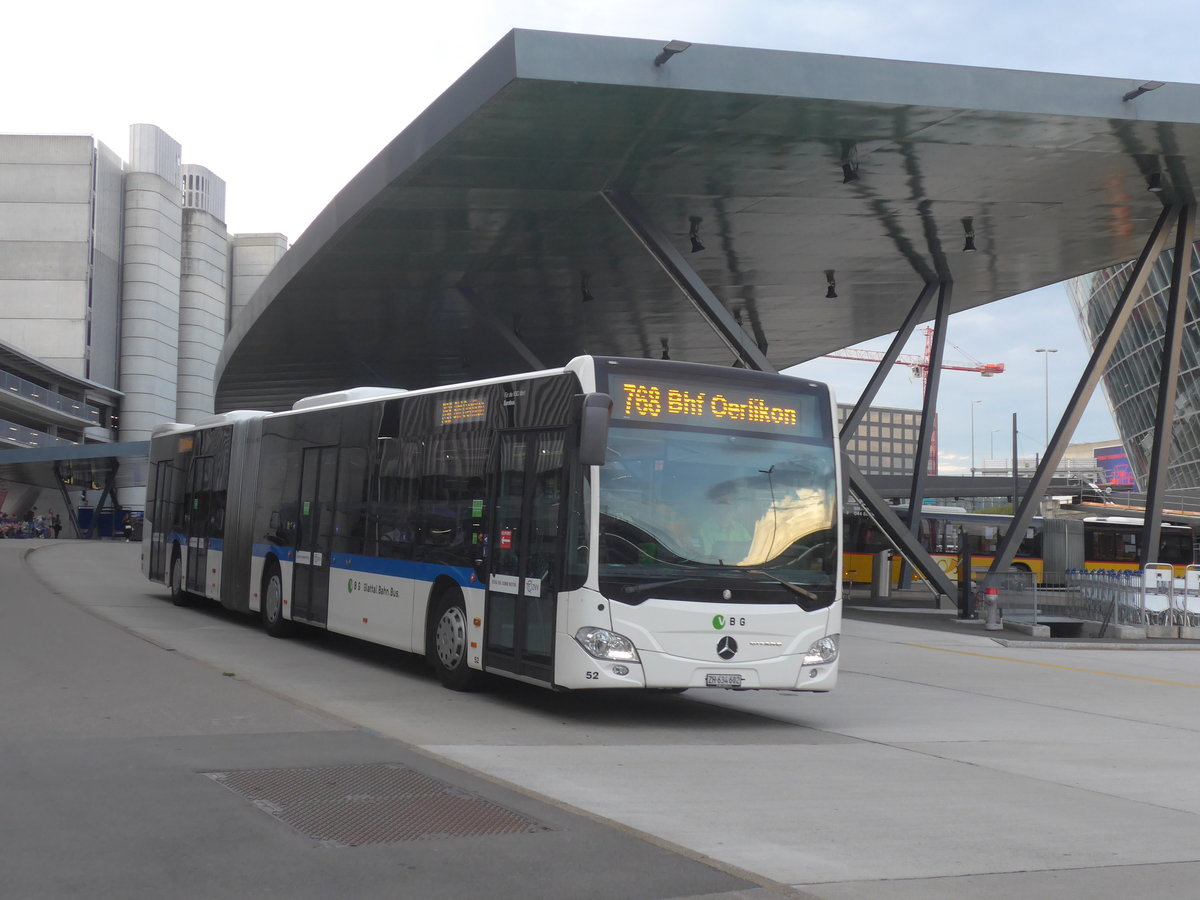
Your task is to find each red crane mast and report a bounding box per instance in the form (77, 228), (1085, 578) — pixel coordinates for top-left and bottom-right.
(825, 326), (1005, 473)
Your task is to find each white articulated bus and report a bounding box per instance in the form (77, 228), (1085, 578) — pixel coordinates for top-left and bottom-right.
(143, 356), (841, 692)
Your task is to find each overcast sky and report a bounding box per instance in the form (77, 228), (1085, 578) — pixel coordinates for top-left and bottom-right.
(7, 0), (1198, 471)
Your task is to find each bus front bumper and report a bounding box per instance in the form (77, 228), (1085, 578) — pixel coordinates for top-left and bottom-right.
(554, 633), (838, 691)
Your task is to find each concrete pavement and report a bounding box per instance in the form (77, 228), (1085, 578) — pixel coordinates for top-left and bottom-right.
(0, 540), (768, 900)
(7, 539), (1200, 898)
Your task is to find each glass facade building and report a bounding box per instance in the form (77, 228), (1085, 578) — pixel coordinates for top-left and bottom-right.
(1067, 244), (1200, 495)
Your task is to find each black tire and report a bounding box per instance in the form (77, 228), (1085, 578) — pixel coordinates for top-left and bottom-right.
(169, 549), (188, 606)
(429, 588), (482, 691)
(261, 562), (291, 638)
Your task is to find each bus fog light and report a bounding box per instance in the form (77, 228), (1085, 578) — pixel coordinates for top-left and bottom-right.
(809, 668), (819, 678)
(575, 627), (639, 662)
(803, 635), (839, 666)
(612, 664), (629, 676)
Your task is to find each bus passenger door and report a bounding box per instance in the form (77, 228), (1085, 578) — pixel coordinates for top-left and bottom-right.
(148, 462), (169, 580)
(185, 456), (212, 593)
(484, 430), (565, 684)
(293, 446), (337, 626)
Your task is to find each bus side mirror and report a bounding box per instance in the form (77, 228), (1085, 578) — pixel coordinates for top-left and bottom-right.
(579, 392), (612, 467)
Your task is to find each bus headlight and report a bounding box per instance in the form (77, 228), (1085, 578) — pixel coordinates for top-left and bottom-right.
(803, 635), (839, 666)
(575, 627), (640, 662)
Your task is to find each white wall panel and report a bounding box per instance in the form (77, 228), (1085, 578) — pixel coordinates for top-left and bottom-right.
(0, 280), (87, 317)
(0, 164), (92, 202)
(0, 135), (92, 165)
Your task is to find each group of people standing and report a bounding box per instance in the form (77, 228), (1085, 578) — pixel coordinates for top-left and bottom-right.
(0, 507), (62, 539)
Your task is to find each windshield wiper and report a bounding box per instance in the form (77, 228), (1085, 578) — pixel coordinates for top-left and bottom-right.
(749, 569), (821, 606)
(621, 577), (703, 595)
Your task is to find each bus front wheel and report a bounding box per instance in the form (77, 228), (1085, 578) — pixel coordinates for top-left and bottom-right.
(262, 564), (291, 638)
(430, 588), (481, 692)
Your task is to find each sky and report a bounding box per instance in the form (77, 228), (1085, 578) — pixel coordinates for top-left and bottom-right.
(7, 0), (1199, 472)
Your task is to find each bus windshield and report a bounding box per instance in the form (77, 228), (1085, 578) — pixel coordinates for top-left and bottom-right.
(598, 423), (837, 593)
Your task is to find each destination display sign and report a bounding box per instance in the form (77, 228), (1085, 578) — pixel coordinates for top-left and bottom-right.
(438, 396), (487, 426)
(609, 374), (823, 437)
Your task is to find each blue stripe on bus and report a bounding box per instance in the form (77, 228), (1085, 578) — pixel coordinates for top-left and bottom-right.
(165, 532), (224, 552)
(253, 543), (295, 560)
(249, 545), (475, 589)
(332, 553), (477, 589)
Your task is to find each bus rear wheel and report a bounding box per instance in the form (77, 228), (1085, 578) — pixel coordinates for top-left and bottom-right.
(430, 588), (481, 691)
(262, 564), (290, 638)
(169, 549), (188, 606)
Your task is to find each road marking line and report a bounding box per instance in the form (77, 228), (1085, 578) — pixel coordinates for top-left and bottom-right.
(903, 643), (1200, 688)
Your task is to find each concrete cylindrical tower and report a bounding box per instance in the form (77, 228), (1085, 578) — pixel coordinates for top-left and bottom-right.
(177, 164), (229, 424)
(118, 124), (182, 444)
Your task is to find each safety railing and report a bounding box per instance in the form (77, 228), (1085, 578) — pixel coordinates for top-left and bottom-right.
(0, 417), (75, 449)
(1183, 566), (1200, 628)
(1064, 567), (1200, 636)
(1, 370), (100, 424)
(993, 569), (1039, 624)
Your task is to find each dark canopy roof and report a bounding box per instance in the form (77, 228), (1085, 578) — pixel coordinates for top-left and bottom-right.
(216, 29), (1200, 411)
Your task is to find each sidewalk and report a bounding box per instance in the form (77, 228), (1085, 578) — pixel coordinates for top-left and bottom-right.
(844, 584), (1200, 646)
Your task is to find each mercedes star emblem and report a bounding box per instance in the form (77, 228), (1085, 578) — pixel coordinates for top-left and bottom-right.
(717, 636), (738, 660)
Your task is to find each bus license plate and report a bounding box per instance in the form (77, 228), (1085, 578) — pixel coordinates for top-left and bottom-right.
(706, 673), (743, 687)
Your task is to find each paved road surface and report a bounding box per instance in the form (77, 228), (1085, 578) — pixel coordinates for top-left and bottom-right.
(6, 539), (1200, 898)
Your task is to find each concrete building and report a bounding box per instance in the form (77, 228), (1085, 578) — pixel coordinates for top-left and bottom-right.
(0, 125), (286, 516)
(838, 404), (926, 477)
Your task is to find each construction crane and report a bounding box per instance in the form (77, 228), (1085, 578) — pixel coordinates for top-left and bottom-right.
(825, 326), (1004, 474)
(824, 326), (1004, 395)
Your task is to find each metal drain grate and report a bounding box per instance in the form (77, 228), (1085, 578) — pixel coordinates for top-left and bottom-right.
(204, 763), (546, 846)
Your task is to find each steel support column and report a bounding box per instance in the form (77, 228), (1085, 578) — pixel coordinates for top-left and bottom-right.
(1140, 204), (1196, 566)
(52, 461), (82, 538)
(841, 282), (938, 442)
(986, 204), (1179, 581)
(905, 282), (952, 534)
(845, 458), (956, 598)
(604, 189), (964, 599)
(601, 190), (773, 371)
(85, 460), (120, 540)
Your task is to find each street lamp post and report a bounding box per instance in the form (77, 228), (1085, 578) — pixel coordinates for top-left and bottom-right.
(970, 399), (982, 476)
(990, 428), (1000, 466)
(1034, 348), (1058, 449)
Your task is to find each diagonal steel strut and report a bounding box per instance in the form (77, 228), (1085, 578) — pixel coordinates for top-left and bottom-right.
(986, 204), (1179, 582)
(840, 282), (937, 442)
(1140, 204), (1196, 566)
(601, 190), (773, 371)
(845, 457), (956, 598)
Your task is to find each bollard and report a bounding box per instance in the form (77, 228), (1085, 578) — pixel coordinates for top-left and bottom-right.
(984, 586), (1002, 631)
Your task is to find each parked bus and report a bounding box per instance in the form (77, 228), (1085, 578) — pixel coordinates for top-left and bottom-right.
(843, 509), (1194, 585)
(144, 357), (842, 693)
